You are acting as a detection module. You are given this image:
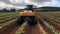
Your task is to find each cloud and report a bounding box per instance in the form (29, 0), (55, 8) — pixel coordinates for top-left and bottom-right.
(0, 1), (25, 9)
(25, 0), (51, 5)
(30, 0), (51, 3)
(37, 0), (60, 7)
(0, 0), (25, 6)
(0, 1), (6, 8)
(0, 0), (10, 4)
(0, 0), (60, 10)
(25, 0), (60, 7)
(0, 0), (26, 9)
(51, 0), (60, 7)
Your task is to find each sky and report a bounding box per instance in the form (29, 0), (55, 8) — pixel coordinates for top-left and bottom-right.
(0, 0), (60, 10)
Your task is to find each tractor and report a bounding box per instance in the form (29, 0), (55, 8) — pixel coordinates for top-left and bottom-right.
(17, 5), (37, 26)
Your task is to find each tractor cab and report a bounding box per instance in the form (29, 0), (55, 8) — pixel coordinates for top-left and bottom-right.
(24, 5), (34, 12)
(20, 5), (36, 16)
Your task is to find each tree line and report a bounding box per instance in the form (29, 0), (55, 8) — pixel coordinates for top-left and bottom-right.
(35, 7), (60, 12)
(0, 8), (16, 12)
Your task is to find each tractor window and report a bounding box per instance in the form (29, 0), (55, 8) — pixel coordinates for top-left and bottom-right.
(24, 10), (32, 12)
(24, 5), (34, 12)
(24, 8), (33, 12)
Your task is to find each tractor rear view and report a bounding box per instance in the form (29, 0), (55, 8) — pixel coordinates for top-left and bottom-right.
(17, 5), (37, 26)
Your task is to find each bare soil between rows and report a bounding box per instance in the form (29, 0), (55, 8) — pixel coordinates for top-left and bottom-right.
(37, 14), (60, 32)
(24, 23), (46, 34)
(0, 22), (19, 34)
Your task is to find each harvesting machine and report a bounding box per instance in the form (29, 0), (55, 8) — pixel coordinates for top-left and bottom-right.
(17, 5), (37, 26)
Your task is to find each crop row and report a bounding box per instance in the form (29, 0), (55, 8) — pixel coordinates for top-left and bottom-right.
(0, 21), (18, 34)
(0, 15), (17, 20)
(37, 17), (54, 34)
(45, 13), (60, 17)
(0, 12), (16, 17)
(0, 18), (17, 29)
(40, 14), (60, 23)
(0, 12), (19, 34)
(0, 16), (17, 24)
(0, 12), (18, 29)
(37, 15), (60, 34)
(37, 13), (60, 31)
(41, 12), (60, 18)
(16, 22), (27, 34)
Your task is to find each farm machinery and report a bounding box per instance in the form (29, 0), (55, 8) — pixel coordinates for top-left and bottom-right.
(17, 5), (37, 26)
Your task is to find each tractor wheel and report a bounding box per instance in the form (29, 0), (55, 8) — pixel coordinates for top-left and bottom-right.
(17, 16), (25, 25)
(28, 16), (37, 26)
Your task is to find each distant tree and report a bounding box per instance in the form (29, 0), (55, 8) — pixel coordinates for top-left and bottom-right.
(10, 9), (16, 12)
(3, 8), (7, 12)
(3, 8), (10, 12)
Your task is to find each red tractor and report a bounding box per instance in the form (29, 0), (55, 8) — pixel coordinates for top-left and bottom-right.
(17, 5), (37, 26)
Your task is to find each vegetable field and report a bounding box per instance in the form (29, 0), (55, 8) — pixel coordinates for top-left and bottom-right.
(0, 11), (60, 34)
(37, 12), (60, 34)
(0, 12), (19, 34)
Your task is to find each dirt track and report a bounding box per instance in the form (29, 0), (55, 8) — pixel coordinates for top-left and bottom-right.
(24, 23), (46, 34)
(0, 22), (19, 34)
(39, 22), (54, 34)
(10, 25), (19, 34)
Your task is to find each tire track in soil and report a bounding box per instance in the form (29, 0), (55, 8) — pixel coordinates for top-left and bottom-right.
(38, 18), (54, 34)
(43, 17), (60, 32)
(0, 22), (19, 34)
(9, 25), (20, 34)
(24, 23), (46, 34)
(39, 22), (54, 34)
(37, 14), (60, 32)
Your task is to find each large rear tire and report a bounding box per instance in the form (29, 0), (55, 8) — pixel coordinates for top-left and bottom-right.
(17, 16), (25, 25)
(28, 16), (37, 26)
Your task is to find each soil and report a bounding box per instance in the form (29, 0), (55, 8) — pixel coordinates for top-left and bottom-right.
(24, 23), (46, 34)
(0, 22), (19, 34)
(37, 13), (60, 32)
(40, 22), (54, 34)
